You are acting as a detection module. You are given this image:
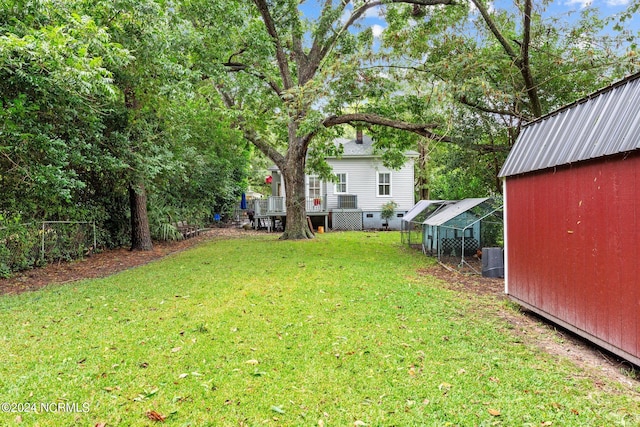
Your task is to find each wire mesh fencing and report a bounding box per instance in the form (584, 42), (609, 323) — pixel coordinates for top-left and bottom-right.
(0, 221), (97, 277)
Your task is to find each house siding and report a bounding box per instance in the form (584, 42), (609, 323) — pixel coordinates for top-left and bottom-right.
(326, 157), (415, 212)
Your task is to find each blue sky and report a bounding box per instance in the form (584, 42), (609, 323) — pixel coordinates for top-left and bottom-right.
(298, 0), (639, 40)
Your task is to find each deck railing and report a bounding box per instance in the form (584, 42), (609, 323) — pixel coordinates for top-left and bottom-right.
(253, 195), (328, 215)
(306, 196), (326, 212)
(268, 196), (285, 213)
(253, 199), (268, 215)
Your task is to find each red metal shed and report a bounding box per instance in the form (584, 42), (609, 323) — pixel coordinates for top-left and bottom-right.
(499, 72), (640, 366)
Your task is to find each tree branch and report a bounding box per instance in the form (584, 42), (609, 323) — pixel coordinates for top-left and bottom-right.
(319, 113), (510, 153)
(227, 48), (246, 65)
(223, 62), (283, 96)
(471, 0), (518, 62)
(458, 95), (533, 121)
(253, 0), (294, 90)
(243, 129), (286, 168)
(304, 0), (453, 85)
(322, 113), (451, 141)
(472, 0), (542, 117)
(520, 0), (542, 117)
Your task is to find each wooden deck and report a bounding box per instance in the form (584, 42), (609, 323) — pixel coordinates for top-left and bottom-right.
(250, 196), (329, 232)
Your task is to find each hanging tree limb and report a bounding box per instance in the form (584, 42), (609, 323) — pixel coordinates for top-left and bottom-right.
(320, 113), (510, 153)
(322, 113), (450, 141)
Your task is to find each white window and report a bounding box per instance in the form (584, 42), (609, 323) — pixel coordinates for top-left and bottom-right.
(335, 173), (347, 194)
(308, 175), (321, 198)
(377, 172), (391, 196)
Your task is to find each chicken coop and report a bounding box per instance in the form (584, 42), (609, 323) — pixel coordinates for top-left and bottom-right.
(422, 198), (503, 273)
(401, 200), (450, 248)
(499, 72), (640, 366)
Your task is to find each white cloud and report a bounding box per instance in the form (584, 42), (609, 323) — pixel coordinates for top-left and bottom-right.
(605, 0), (630, 5)
(363, 5), (385, 19)
(467, 0), (495, 13)
(371, 24), (385, 38)
(564, 0), (592, 9)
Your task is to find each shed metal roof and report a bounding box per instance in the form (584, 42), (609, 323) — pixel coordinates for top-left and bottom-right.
(499, 72), (640, 177)
(423, 198), (489, 226)
(402, 200), (447, 223)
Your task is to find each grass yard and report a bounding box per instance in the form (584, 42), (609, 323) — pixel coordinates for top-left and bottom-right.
(0, 232), (638, 426)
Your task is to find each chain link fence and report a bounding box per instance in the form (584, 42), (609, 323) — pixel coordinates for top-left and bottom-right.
(0, 221), (97, 277)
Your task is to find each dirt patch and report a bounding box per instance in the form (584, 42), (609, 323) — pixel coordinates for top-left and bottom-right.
(418, 264), (640, 394)
(0, 226), (261, 295)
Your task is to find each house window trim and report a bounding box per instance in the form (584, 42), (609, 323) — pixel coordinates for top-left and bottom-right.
(377, 171), (392, 197)
(307, 175), (322, 199)
(334, 173), (348, 194)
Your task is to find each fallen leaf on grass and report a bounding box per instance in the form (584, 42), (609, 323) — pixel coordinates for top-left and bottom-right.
(146, 410), (166, 422)
(95, 423), (106, 427)
(271, 406), (285, 414)
(488, 408), (501, 416)
(354, 421), (367, 426)
(438, 382), (452, 391)
(245, 359), (259, 365)
(178, 373), (189, 379)
(171, 347), (182, 353)
(15, 415), (22, 423)
(134, 388), (159, 402)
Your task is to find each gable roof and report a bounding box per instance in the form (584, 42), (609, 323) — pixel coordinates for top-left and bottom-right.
(269, 134), (419, 171)
(423, 198), (490, 226)
(499, 72), (640, 178)
(402, 200), (448, 223)
(332, 135), (419, 158)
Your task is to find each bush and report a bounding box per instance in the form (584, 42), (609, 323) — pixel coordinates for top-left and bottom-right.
(380, 200), (398, 225)
(0, 217), (41, 277)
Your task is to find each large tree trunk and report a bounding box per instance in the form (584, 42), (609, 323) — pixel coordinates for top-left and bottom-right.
(417, 139), (430, 200)
(129, 183), (154, 251)
(279, 149), (314, 240)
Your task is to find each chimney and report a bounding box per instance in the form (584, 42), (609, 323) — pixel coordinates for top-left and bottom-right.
(356, 129), (363, 144)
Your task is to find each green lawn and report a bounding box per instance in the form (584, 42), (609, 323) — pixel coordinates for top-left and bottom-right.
(0, 232), (638, 426)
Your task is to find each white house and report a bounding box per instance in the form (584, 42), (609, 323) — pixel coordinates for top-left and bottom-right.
(258, 132), (418, 231)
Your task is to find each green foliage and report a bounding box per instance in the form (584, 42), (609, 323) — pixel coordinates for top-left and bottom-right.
(0, 0), (250, 252)
(380, 200), (398, 223)
(381, 0), (638, 197)
(0, 5), (130, 217)
(0, 216), (99, 277)
(3, 0), (638, 248)
(0, 217), (40, 277)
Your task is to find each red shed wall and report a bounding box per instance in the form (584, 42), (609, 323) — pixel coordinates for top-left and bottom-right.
(505, 151), (640, 365)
